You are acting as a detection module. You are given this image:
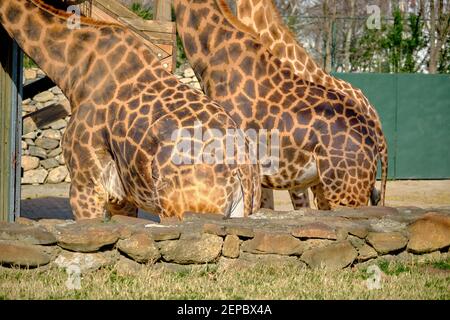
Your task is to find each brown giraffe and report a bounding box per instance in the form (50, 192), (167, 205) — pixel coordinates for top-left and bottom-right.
(174, 0), (381, 210)
(234, 0), (388, 207)
(0, 0), (261, 220)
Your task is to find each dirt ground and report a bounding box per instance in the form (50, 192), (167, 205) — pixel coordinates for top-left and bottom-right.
(20, 180), (450, 219)
(273, 180), (450, 210)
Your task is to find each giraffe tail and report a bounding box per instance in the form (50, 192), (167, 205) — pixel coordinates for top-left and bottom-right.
(378, 133), (388, 206)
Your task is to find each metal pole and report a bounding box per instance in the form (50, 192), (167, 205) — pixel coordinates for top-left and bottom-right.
(0, 25), (23, 222)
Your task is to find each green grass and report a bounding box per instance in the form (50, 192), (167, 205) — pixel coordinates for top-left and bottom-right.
(130, 3), (153, 20)
(23, 55), (37, 69)
(0, 257), (449, 299)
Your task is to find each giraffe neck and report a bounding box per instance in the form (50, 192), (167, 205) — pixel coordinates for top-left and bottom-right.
(174, 0), (259, 81)
(0, 0), (159, 110)
(236, 0), (326, 85)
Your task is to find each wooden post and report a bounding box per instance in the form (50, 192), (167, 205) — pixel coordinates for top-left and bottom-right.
(154, 0), (172, 22)
(0, 25), (22, 222)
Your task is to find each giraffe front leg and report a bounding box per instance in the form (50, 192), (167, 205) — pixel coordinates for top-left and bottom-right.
(288, 189), (311, 210)
(260, 187), (275, 209)
(69, 178), (109, 220)
(310, 184), (332, 210)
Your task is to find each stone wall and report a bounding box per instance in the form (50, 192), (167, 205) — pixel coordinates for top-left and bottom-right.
(20, 65), (200, 186)
(1, 207), (449, 273)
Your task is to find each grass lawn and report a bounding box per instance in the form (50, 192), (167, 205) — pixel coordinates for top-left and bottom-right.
(0, 257), (448, 300)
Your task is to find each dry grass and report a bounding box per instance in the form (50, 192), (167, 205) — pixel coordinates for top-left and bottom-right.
(0, 257), (449, 300)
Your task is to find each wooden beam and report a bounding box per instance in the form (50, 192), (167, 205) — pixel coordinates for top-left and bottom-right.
(23, 76), (55, 100)
(22, 100), (71, 135)
(154, 0), (172, 22)
(0, 25), (22, 222)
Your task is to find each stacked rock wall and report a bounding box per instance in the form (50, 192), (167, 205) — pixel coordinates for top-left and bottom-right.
(1, 207), (449, 272)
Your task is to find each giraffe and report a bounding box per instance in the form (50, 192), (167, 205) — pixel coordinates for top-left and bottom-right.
(0, 0), (261, 220)
(174, 0), (381, 210)
(234, 0), (388, 207)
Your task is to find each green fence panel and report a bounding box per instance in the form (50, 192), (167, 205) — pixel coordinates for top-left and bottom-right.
(396, 74), (450, 179)
(332, 73), (450, 180)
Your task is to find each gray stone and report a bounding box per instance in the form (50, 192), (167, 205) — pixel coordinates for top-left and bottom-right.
(28, 146), (47, 158)
(144, 226), (181, 241)
(56, 222), (121, 252)
(56, 154), (65, 165)
(222, 235), (240, 258)
(25, 138), (35, 146)
(53, 250), (119, 273)
(366, 232), (408, 254)
(0, 241), (51, 267)
(117, 233), (161, 263)
(158, 233), (223, 264)
(183, 68), (195, 78)
(40, 158), (59, 169)
(22, 104), (37, 113)
(179, 77), (191, 84)
(24, 69), (37, 80)
(33, 91), (54, 103)
(47, 147), (63, 158)
(22, 169), (48, 184)
(241, 232), (303, 255)
(35, 137), (59, 150)
(46, 166), (69, 183)
(300, 240), (358, 270)
(21, 156), (40, 171)
(50, 119), (67, 130)
(357, 244), (378, 262)
(115, 256), (144, 275)
(41, 129), (61, 140)
(292, 222), (337, 240)
(0, 222), (56, 245)
(50, 86), (63, 95)
(22, 131), (37, 139)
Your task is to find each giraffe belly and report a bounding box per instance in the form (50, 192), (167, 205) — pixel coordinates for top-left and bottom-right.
(261, 159), (319, 190)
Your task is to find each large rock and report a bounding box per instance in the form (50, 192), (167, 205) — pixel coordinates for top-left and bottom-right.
(115, 256), (144, 276)
(21, 156), (40, 171)
(35, 137), (59, 150)
(33, 91), (54, 103)
(56, 222), (121, 252)
(366, 232), (408, 254)
(46, 166), (69, 183)
(0, 241), (51, 267)
(53, 250), (119, 273)
(21, 169), (48, 184)
(218, 253), (303, 271)
(0, 222), (56, 245)
(117, 233), (160, 263)
(301, 240), (357, 270)
(158, 233), (223, 264)
(292, 222), (337, 240)
(50, 119), (67, 130)
(41, 129), (61, 140)
(28, 146), (47, 159)
(40, 158), (59, 169)
(144, 226), (181, 241)
(222, 235), (240, 258)
(407, 212), (450, 253)
(241, 232), (303, 255)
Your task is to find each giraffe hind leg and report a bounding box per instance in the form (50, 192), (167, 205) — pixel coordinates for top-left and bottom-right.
(288, 189), (311, 210)
(260, 187), (275, 209)
(100, 160), (137, 217)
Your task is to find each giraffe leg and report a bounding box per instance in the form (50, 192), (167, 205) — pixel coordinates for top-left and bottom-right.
(260, 187), (275, 209)
(288, 189), (311, 209)
(310, 184), (332, 210)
